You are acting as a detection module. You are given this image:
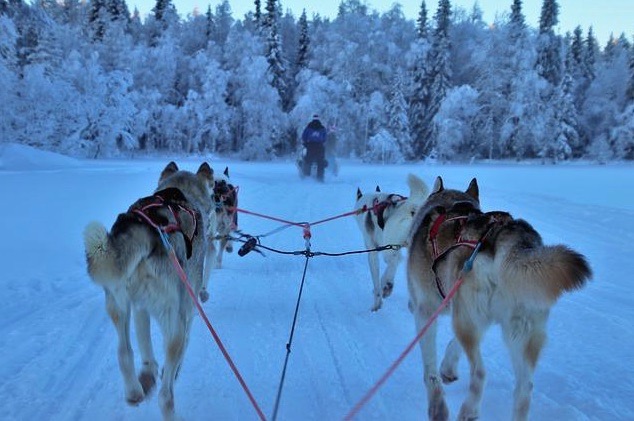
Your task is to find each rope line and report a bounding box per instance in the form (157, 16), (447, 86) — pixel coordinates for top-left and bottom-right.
(271, 250), (312, 421)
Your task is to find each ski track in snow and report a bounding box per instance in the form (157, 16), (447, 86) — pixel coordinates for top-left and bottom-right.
(1, 157), (633, 420)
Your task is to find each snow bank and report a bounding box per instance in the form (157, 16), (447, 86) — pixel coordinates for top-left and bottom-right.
(0, 143), (80, 171)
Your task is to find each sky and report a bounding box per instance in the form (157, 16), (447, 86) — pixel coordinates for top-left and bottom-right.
(129, 0), (633, 46)
(1, 142), (633, 420)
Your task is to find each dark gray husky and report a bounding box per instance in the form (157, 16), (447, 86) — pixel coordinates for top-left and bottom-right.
(407, 176), (591, 421)
(83, 162), (215, 420)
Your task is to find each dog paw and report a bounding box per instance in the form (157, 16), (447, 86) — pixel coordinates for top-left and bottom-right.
(226, 244), (233, 253)
(199, 289), (209, 303)
(428, 397), (449, 421)
(370, 298), (382, 312)
(125, 388), (145, 406)
(382, 282), (394, 298)
(457, 405), (479, 421)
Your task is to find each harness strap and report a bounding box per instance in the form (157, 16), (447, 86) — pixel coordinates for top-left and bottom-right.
(131, 188), (199, 259)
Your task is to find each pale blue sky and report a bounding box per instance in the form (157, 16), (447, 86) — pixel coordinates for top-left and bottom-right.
(130, 0), (632, 46)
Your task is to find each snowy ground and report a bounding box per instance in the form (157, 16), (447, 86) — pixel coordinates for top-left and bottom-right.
(1, 144), (633, 420)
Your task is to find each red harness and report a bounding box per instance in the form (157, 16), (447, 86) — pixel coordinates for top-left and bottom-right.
(131, 187), (199, 259)
(428, 213), (480, 299)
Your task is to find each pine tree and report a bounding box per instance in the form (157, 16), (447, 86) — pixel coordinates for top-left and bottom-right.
(387, 72), (413, 159)
(254, 0), (261, 28)
(296, 9), (309, 71)
(583, 27), (598, 81)
(545, 50), (579, 161)
(625, 50), (634, 107)
(536, 0), (561, 85)
(205, 5), (214, 41)
(410, 0), (452, 159)
(264, 0), (288, 110)
(416, 0), (428, 39)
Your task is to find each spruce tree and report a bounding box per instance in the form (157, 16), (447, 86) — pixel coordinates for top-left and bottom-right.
(296, 9), (309, 71)
(264, 0), (288, 110)
(536, 0), (561, 85)
(254, 0), (261, 27)
(387, 72), (413, 159)
(583, 27), (597, 81)
(410, 0), (452, 159)
(416, 0), (428, 39)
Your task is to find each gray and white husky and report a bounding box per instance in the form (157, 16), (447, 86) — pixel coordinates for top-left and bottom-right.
(355, 174), (429, 311)
(407, 176), (592, 421)
(83, 161), (215, 420)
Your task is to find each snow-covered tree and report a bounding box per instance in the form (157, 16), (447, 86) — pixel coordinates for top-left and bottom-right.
(263, 0), (288, 110)
(386, 72), (413, 159)
(364, 129), (404, 163)
(536, 0), (562, 86)
(410, 0), (452, 159)
(296, 9), (309, 72)
(434, 84), (479, 161)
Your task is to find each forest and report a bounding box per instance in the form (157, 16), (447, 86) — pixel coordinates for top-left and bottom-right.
(1, 0), (633, 162)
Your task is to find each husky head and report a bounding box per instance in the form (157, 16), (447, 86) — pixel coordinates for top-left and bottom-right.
(410, 176), (480, 244)
(157, 161), (215, 216)
(214, 166), (237, 211)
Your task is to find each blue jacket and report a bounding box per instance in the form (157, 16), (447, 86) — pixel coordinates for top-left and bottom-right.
(302, 120), (327, 144)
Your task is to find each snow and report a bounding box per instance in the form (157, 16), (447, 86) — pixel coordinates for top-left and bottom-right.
(1, 144), (633, 421)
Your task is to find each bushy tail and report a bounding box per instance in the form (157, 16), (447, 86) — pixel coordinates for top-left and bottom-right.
(83, 220), (152, 286)
(503, 245), (592, 306)
(407, 173), (429, 200)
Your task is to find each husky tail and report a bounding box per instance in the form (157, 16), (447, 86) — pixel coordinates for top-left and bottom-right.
(407, 174), (429, 199)
(83, 216), (154, 286)
(503, 243), (592, 306)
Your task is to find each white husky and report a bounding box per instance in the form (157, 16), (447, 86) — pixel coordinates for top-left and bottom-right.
(83, 162), (215, 420)
(354, 174), (429, 311)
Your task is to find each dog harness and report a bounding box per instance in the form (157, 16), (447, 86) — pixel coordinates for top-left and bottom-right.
(130, 187), (200, 259)
(369, 194), (407, 230)
(428, 208), (505, 299)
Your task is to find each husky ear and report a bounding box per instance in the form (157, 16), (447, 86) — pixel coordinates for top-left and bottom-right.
(224, 166), (229, 177)
(160, 161), (179, 182)
(197, 162), (214, 182)
(356, 188), (362, 201)
(432, 176), (444, 194)
(375, 185), (381, 192)
(466, 178), (479, 202)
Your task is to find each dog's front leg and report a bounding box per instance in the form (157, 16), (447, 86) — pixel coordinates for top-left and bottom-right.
(439, 337), (461, 383)
(367, 251), (382, 311)
(414, 303), (449, 421)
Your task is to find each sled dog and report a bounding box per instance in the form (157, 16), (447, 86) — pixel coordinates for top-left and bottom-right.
(407, 176), (592, 421)
(212, 166), (238, 269)
(83, 162), (215, 420)
(355, 174), (429, 311)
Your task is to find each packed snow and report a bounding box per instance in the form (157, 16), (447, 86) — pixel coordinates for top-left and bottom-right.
(1, 144), (632, 420)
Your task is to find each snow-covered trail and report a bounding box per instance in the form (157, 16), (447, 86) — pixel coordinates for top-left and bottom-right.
(1, 157), (632, 420)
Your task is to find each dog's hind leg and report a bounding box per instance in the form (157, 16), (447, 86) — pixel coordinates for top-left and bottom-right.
(454, 317), (486, 421)
(200, 241), (216, 302)
(413, 302), (449, 421)
(502, 312), (547, 421)
(158, 310), (189, 420)
(440, 337), (461, 384)
(380, 249), (401, 299)
(105, 289), (145, 405)
(134, 308), (159, 395)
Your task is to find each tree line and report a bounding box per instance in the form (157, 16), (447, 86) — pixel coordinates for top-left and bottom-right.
(0, 0), (632, 162)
